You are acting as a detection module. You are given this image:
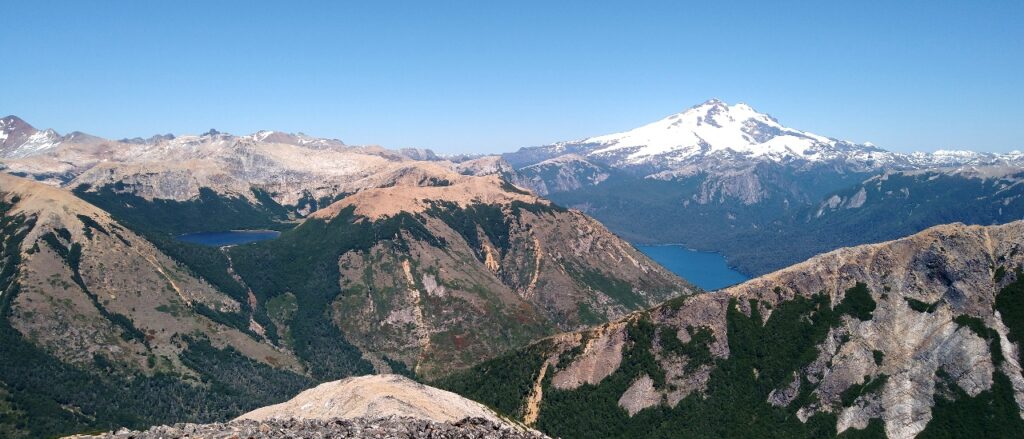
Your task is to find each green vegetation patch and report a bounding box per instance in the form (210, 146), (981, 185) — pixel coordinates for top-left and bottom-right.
(440, 283), (879, 438)
(265, 292), (298, 322)
(872, 350), (884, 366)
(577, 303), (606, 326)
(835, 282), (876, 321)
(840, 375), (888, 406)
(994, 265), (1007, 283)
(918, 369), (1024, 438)
(73, 184), (292, 235)
(76, 214), (109, 240)
(427, 201), (512, 258)
(994, 269), (1024, 365)
(531, 293), (849, 438)
(906, 297), (941, 313)
(565, 264), (645, 310)
(433, 343), (550, 418)
(659, 325), (715, 373)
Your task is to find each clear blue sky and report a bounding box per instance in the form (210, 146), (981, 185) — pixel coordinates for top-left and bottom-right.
(3, 1), (1022, 153)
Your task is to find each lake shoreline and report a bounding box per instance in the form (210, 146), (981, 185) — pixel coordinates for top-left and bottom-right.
(175, 230), (282, 247)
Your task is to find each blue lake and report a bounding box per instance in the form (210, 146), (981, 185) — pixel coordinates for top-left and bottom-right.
(636, 245), (750, 291)
(176, 230), (281, 247)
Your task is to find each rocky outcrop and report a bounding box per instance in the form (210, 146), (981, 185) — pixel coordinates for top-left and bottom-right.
(237, 375), (506, 424)
(75, 374), (549, 439)
(74, 417), (547, 439)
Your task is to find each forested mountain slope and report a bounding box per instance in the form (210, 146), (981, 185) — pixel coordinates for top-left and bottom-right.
(439, 220), (1024, 439)
(0, 174), (310, 438)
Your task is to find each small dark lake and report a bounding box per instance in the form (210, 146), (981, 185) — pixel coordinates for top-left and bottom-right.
(176, 230), (281, 247)
(636, 245), (750, 291)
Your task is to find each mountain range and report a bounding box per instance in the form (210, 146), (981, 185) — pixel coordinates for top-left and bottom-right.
(1, 104), (1022, 439)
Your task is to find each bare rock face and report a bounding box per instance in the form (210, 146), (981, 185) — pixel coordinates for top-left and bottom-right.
(237, 374), (507, 424)
(617, 374), (660, 416)
(515, 154), (611, 196)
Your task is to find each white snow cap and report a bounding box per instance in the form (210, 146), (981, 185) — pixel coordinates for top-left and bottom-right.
(582, 99), (845, 162)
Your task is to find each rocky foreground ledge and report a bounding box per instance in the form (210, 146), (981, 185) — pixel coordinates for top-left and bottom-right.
(75, 416), (549, 439)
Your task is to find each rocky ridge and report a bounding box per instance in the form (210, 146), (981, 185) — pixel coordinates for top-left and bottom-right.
(442, 220), (1024, 438)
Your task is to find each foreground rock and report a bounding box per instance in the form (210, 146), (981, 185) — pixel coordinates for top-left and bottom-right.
(73, 375), (550, 438)
(237, 374), (507, 424)
(75, 417), (548, 439)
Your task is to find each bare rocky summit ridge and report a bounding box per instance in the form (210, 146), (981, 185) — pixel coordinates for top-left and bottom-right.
(0, 116), (536, 211)
(311, 167), (544, 220)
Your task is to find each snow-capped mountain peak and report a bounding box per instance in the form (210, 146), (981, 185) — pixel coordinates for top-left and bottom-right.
(577, 99), (846, 165)
(505, 99), (1024, 177)
(0, 115), (65, 158)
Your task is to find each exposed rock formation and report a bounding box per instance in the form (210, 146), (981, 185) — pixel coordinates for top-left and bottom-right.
(75, 375), (549, 439)
(73, 417), (547, 439)
(237, 374), (506, 424)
